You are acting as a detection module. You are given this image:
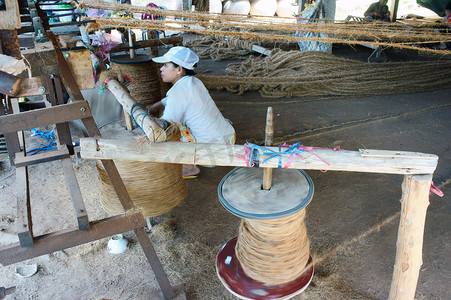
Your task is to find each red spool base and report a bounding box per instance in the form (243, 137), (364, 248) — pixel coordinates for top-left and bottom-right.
(216, 237), (314, 300)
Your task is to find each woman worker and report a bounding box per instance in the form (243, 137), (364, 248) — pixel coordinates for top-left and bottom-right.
(149, 46), (236, 178)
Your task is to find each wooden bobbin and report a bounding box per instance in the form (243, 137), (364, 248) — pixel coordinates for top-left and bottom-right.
(216, 107), (314, 299)
(109, 54), (162, 107)
(216, 168), (314, 299)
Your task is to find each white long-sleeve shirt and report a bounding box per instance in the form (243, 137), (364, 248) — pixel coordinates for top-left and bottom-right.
(161, 76), (235, 144)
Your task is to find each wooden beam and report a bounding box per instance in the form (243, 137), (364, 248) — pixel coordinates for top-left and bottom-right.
(390, 0), (399, 22)
(14, 76), (48, 97)
(389, 174), (432, 300)
(61, 158), (90, 231)
(15, 72), (95, 98)
(0, 214), (146, 267)
(80, 138), (439, 175)
(14, 147), (70, 167)
(110, 36), (183, 53)
(0, 101), (92, 134)
(0, 0), (20, 30)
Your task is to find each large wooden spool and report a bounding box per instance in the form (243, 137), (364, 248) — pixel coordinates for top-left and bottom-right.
(216, 167), (314, 299)
(109, 54), (163, 106)
(96, 120), (187, 217)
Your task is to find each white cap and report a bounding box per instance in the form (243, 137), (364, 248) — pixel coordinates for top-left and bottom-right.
(152, 46), (199, 70)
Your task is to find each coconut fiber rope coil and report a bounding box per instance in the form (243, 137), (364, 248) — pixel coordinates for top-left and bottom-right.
(197, 49), (451, 98)
(218, 167), (314, 289)
(236, 209), (310, 285)
(96, 121), (187, 217)
(99, 56), (162, 106)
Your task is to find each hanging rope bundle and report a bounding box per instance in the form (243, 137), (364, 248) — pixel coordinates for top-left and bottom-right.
(196, 49), (451, 98)
(78, 0), (451, 55)
(187, 34), (261, 61)
(96, 121), (186, 217)
(236, 209), (310, 285)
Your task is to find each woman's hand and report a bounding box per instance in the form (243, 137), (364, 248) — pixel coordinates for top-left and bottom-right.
(147, 101), (164, 118)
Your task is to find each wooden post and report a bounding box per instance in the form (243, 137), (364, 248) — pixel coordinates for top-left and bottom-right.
(388, 174), (432, 300)
(128, 28), (135, 59)
(124, 29), (135, 131)
(262, 107), (273, 190)
(105, 79), (167, 142)
(390, 0), (399, 22)
(0, 30), (21, 59)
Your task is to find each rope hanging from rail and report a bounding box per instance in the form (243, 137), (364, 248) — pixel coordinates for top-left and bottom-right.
(195, 50), (451, 98)
(78, 0), (451, 55)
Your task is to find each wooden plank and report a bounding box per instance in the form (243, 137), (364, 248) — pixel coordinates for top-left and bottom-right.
(15, 153), (33, 247)
(134, 228), (176, 299)
(389, 174), (432, 300)
(14, 147), (70, 167)
(62, 49), (95, 90)
(0, 101), (92, 134)
(110, 36), (183, 53)
(15, 76), (48, 97)
(61, 157), (90, 231)
(0, 0), (20, 29)
(15, 72), (95, 98)
(46, 31), (85, 101)
(0, 214), (146, 267)
(359, 149), (437, 160)
(80, 138), (439, 175)
(252, 45), (271, 56)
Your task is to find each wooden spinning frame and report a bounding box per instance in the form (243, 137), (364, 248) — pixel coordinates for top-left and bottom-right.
(0, 30), (181, 300)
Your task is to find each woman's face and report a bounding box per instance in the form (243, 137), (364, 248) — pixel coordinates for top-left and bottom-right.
(160, 62), (183, 84)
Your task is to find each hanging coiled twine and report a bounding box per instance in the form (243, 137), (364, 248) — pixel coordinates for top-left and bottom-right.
(235, 209), (310, 285)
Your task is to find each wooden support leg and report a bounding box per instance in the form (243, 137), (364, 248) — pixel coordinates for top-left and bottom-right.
(389, 174), (432, 300)
(134, 228), (177, 299)
(61, 158), (90, 231)
(16, 153), (33, 247)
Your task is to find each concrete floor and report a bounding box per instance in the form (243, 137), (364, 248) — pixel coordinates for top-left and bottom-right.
(1, 44), (450, 299)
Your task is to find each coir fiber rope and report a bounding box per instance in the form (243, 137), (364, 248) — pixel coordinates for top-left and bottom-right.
(235, 209), (310, 285)
(96, 121), (186, 217)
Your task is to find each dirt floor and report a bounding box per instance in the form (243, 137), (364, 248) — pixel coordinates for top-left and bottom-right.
(1, 40), (450, 300)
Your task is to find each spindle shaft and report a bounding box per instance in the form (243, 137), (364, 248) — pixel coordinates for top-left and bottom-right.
(262, 107), (273, 190)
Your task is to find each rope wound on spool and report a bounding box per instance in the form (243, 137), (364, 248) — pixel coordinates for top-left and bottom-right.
(217, 167), (314, 297)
